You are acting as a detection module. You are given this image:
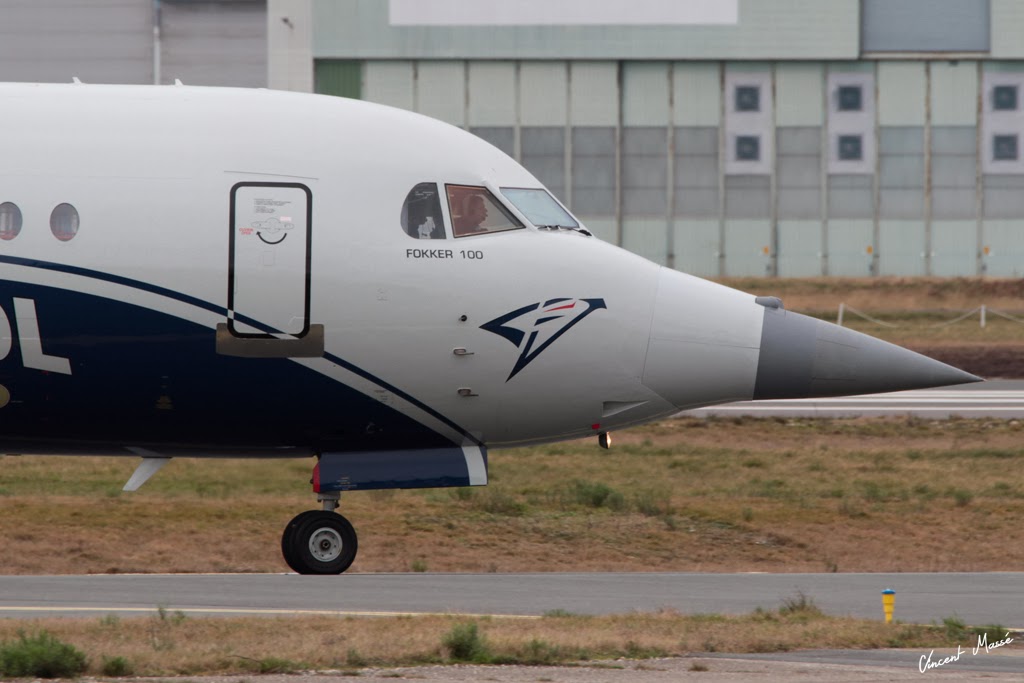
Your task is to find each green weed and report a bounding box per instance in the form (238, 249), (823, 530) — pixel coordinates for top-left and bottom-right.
(442, 622), (490, 663)
(0, 630), (88, 678)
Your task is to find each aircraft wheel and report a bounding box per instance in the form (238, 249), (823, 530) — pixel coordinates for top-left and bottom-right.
(281, 510), (320, 573)
(287, 511), (358, 575)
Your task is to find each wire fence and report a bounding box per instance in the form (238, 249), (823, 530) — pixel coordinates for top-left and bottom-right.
(836, 303), (1024, 329)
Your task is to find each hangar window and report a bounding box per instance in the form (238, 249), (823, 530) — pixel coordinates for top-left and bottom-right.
(838, 135), (863, 161)
(50, 203), (79, 242)
(837, 85), (863, 112)
(994, 85), (1018, 111)
(735, 136), (760, 162)
(401, 182), (446, 239)
(993, 134), (1019, 161)
(0, 203), (22, 241)
(734, 86), (760, 112)
(446, 185), (524, 237)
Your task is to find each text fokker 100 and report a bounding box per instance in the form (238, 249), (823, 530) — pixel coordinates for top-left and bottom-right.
(0, 83), (979, 573)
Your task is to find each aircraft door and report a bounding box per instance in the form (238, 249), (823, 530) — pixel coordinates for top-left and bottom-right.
(218, 182), (323, 358)
(229, 182), (311, 337)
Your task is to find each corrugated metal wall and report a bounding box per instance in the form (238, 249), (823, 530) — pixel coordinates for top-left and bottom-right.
(0, 0), (266, 86)
(340, 57), (1024, 277)
(313, 0), (860, 61)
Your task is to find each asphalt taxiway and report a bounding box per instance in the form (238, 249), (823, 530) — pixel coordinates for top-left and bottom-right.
(0, 572), (1020, 627)
(2, 573), (1020, 678)
(682, 379), (1024, 419)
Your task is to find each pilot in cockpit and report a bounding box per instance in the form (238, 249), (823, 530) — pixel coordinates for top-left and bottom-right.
(453, 193), (488, 236)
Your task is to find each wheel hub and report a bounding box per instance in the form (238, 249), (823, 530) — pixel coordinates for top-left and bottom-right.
(308, 526), (343, 562)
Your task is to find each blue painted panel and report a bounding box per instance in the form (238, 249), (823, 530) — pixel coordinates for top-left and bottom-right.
(0, 277), (457, 453)
(317, 447), (488, 491)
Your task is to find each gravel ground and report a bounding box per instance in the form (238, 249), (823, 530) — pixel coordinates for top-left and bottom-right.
(85, 650), (1024, 683)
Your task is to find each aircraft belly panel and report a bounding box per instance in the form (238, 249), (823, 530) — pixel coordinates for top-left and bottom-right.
(316, 445), (488, 492)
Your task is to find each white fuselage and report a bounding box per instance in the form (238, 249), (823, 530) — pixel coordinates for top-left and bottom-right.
(0, 84), (973, 458)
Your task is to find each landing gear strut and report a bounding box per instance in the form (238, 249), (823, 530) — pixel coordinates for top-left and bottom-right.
(281, 491), (358, 574)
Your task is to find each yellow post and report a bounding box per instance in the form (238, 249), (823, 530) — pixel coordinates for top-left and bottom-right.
(882, 588), (895, 624)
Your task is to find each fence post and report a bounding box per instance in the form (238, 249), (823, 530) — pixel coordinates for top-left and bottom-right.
(981, 305), (986, 329)
(837, 302), (845, 327)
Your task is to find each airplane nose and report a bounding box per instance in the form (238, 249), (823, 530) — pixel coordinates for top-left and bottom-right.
(752, 306), (982, 399)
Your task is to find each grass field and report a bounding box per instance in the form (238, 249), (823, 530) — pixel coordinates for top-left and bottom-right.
(0, 277), (1020, 676)
(0, 606), (1006, 677)
(2, 416), (1023, 575)
(718, 277), (1024, 377)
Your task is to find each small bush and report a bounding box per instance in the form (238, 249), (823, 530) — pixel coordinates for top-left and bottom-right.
(542, 609), (576, 618)
(255, 657), (300, 674)
(512, 638), (564, 665)
(972, 624), (1009, 643)
(449, 487), (474, 501)
(0, 630), (88, 678)
(155, 604), (187, 625)
(952, 489), (973, 507)
(101, 655), (134, 677)
(942, 615), (968, 642)
(442, 622), (490, 663)
(346, 647), (368, 667)
(633, 489), (672, 517)
(623, 640), (668, 658)
(861, 481), (885, 502)
(472, 491), (527, 516)
(411, 558), (428, 573)
(563, 480), (626, 511)
(779, 592), (823, 619)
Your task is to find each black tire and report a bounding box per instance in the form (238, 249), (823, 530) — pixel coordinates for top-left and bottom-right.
(289, 511), (358, 575)
(281, 510), (321, 573)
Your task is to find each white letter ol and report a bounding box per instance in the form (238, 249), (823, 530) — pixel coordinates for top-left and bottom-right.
(13, 298), (71, 375)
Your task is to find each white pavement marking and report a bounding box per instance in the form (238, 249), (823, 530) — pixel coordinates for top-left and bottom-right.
(0, 606), (538, 619)
(681, 384), (1024, 418)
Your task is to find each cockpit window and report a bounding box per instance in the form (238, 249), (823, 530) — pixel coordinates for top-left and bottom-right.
(446, 185), (524, 237)
(401, 182), (446, 239)
(500, 188), (579, 230)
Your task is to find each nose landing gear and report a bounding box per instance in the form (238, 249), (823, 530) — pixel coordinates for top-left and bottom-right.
(281, 491), (358, 574)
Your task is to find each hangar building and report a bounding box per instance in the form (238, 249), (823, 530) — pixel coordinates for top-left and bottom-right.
(4, 1), (1023, 278)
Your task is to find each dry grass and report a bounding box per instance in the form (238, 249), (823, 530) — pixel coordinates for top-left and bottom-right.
(721, 277), (1024, 345)
(2, 416), (1024, 574)
(722, 276), (1024, 313)
(0, 608), (976, 676)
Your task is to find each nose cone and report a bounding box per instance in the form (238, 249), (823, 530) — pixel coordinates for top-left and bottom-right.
(753, 307), (981, 400)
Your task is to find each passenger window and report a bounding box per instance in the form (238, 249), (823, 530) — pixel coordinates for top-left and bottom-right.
(0, 202), (22, 241)
(446, 185), (523, 237)
(50, 203), (79, 242)
(401, 182), (446, 239)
